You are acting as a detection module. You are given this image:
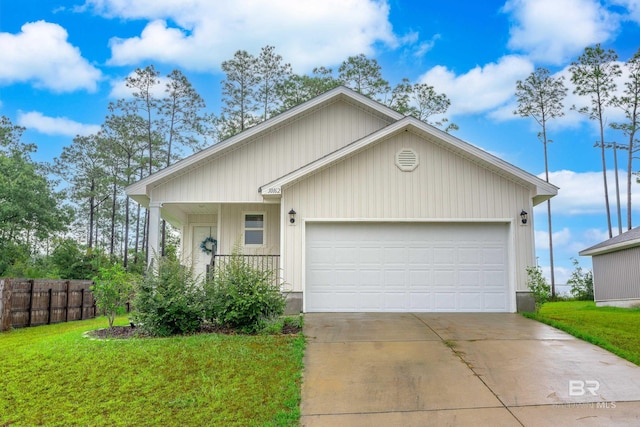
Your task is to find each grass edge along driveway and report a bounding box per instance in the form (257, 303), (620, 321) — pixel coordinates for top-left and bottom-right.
(0, 316), (304, 427)
(523, 301), (640, 366)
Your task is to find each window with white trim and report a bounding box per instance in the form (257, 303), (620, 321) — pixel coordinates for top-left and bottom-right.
(243, 212), (265, 246)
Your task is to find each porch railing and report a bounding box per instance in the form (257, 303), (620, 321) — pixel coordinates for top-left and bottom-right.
(207, 255), (281, 278)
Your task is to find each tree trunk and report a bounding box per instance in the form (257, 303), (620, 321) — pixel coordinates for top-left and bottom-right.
(123, 155), (132, 267)
(542, 134), (556, 297)
(612, 142), (622, 235)
(599, 115), (613, 238)
(88, 179), (95, 249)
(109, 179), (117, 256)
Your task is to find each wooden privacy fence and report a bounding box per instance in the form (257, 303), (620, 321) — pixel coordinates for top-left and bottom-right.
(0, 278), (96, 331)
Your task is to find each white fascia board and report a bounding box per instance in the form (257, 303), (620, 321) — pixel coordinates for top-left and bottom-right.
(579, 239), (640, 256)
(125, 86), (402, 199)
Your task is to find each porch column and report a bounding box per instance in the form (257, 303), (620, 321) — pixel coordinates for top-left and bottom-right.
(148, 202), (162, 267)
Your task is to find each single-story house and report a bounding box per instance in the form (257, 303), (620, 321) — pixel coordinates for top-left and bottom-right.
(579, 226), (640, 308)
(126, 86), (557, 313)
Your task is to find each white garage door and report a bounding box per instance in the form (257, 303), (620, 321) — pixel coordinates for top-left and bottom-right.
(305, 222), (510, 312)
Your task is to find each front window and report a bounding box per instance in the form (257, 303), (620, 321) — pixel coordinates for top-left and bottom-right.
(244, 213), (265, 246)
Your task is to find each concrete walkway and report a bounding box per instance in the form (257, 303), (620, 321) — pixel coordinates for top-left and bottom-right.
(301, 313), (640, 426)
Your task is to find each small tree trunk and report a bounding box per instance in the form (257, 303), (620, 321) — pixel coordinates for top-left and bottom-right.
(612, 142), (623, 235)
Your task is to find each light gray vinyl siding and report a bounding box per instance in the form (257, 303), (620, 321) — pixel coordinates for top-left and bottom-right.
(282, 129), (534, 292)
(218, 203), (280, 256)
(592, 247), (640, 301)
(150, 100), (394, 203)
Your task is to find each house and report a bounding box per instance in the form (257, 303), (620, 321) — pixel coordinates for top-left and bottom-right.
(579, 226), (640, 308)
(126, 86), (557, 313)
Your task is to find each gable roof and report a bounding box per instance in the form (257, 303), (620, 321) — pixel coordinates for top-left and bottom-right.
(125, 86), (404, 206)
(260, 115), (558, 205)
(579, 226), (640, 256)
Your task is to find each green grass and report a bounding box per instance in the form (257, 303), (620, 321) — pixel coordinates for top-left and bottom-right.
(0, 316), (305, 427)
(523, 301), (640, 366)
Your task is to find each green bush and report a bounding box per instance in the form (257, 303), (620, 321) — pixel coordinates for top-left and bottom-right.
(205, 253), (286, 333)
(50, 240), (111, 280)
(526, 265), (551, 313)
(568, 257), (594, 301)
(92, 264), (137, 329)
(132, 257), (203, 336)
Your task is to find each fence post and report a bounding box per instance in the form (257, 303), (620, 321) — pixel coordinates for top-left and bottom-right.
(80, 288), (85, 320)
(1, 279), (12, 332)
(27, 280), (35, 327)
(47, 288), (53, 325)
(65, 281), (71, 322)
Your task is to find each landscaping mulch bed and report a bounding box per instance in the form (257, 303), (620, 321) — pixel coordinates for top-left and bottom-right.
(89, 323), (302, 339)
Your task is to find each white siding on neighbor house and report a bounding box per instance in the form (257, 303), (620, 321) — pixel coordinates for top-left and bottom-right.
(218, 203), (280, 255)
(592, 247), (640, 302)
(281, 129), (534, 293)
(149, 100), (394, 204)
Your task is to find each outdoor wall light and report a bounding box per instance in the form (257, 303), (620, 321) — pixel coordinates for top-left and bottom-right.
(289, 209), (297, 224)
(520, 210), (528, 225)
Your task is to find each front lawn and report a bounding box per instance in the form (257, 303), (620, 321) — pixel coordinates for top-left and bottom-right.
(0, 316), (304, 427)
(524, 301), (640, 366)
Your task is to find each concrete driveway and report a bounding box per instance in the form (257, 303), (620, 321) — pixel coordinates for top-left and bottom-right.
(301, 313), (640, 426)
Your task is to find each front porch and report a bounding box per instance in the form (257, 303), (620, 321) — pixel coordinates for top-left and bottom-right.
(147, 201), (282, 279)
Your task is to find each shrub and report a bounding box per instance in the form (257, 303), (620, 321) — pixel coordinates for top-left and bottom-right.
(205, 252), (286, 333)
(526, 265), (551, 313)
(92, 264), (137, 329)
(132, 257), (203, 336)
(568, 257), (594, 301)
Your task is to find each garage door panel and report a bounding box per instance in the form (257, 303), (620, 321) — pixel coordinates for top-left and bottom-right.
(483, 270), (506, 286)
(409, 270), (431, 286)
(459, 248), (481, 264)
(434, 270), (456, 286)
(433, 248), (456, 264)
(305, 223), (510, 312)
(434, 293), (457, 310)
(483, 247), (506, 264)
(459, 293), (482, 310)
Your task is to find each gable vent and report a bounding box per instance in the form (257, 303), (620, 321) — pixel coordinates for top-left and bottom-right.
(396, 148), (419, 171)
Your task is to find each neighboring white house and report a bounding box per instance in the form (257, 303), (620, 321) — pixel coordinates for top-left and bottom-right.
(126, 86), (557, 313)
(579, 226), (640, 308)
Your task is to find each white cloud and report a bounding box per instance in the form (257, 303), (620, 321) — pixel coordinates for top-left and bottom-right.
(17, 111), (101, 137)
(412, 34), (441, 58)
(489, 60), (632, 128)
(81, 0), (399, 73)
(535, 227), (573, 251)
(419, 55), (534, 116)
(502, 0), (619, 64)
(0, 21), (101, 92)
(108, 72), (171, 99)
(534, 169), (640, 216)
(611, 0), (640, 23)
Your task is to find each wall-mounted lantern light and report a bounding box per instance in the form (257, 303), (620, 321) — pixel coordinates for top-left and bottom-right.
(289, 209), (297, 224)
(520, 210), (528, 225)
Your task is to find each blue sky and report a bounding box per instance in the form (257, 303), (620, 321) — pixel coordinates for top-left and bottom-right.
(1, 0), (639, 285)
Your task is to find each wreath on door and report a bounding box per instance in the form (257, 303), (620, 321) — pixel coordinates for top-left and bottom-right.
(200, 236), (217, 255)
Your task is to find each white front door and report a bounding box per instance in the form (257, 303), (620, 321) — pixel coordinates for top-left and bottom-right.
(305, 222), (510, 312)
(192, 226), (217, 279)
